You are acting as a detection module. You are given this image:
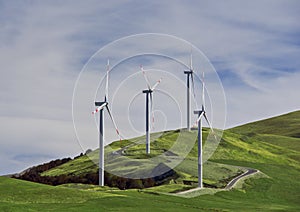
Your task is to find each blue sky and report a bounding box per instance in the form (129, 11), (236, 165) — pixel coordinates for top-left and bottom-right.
(0, 0), (299, 175)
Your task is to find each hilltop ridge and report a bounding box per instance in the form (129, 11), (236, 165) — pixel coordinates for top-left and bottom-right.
(230, 110), (300, 138)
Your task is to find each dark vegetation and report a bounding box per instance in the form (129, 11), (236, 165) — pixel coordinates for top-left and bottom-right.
(13, 156), (177, 189)
(12, 157), (71, 178)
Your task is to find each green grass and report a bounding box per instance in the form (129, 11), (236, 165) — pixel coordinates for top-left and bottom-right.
(123, 130), (180, 158)
(1, 110), (300, 211)
(211, 130), (300, 169)
(142, 183), (194, 193)
(0, 176), (126, 211)
(174, 160), (245, 188)
(41, 154), (98, 176)
(230, 110), (300, 138)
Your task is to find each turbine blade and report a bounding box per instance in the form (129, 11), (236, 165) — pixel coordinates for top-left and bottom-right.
(203, 113), (217, 140)
(151, 78), (162, 91)
(105, 59), (109, 101)
(203, 113), (212, 129)
(202, 72), (205, 109)
(141, 65), (151, 90)
(105, 105), (122, 141)
(92, 103), (107, 114)
(191, 73), (196, 99)
(196, 111), (204, 124)
(190, 47), (193, 70)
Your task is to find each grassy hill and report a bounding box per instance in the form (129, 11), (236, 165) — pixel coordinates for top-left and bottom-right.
(230, 110), (300, 138)
(1, 110), (300, 211)
(41, 129), (245, 190)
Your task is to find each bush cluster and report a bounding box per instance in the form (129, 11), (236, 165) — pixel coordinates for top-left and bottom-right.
(12, 158), (177, 189)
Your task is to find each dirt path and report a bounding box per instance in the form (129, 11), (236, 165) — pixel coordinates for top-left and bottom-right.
(225, 168), (258, 189)
(177, 168), (259, 194)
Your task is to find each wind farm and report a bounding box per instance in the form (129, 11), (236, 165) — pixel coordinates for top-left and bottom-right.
(14, 52), (268, 196)
(23, 52), (291, 194)
(2, 1), (299, 211)
(3, 50), (300, 212)
(87, 52), (221, 189)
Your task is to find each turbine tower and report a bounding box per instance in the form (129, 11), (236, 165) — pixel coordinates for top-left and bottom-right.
(141, 65), (162, 154)
(92, 59), (121, 186)
(184, 49), (196, 131)
(194, 72), (214, 188)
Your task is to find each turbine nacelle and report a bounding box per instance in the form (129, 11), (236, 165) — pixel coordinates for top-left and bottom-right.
(92, 102), (108, 114)
(142, 89), (153, 94)
(184, 70), (193, 75)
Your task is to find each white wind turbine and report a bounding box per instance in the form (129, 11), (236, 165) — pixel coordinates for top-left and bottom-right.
(194, 72), (215, 188)
(183, 49), (196, 131)
(92, 59), (121, 186)
(140, 65), (162, 154)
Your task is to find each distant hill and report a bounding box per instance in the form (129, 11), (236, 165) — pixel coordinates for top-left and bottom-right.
(230, 110), (300, 138)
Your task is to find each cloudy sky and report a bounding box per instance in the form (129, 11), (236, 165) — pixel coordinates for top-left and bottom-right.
(1, 0), (299, 175)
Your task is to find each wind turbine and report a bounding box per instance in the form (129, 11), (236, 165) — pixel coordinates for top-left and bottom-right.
(194, 72), (215, 188)
(92, 59), (121, 186)
(184, 48), (196, 131)
(141, 65), (162, 154)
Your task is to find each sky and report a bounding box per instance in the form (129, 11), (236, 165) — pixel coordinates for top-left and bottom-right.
(0, 0), (299, 175)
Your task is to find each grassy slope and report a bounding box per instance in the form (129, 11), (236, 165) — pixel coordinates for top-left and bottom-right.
(207, 111), (300, 210)
(1, 111), (300, 211)
(42, 129), (244, 189)
(0, 177), (212, 212)
(230, 110), (300, 138)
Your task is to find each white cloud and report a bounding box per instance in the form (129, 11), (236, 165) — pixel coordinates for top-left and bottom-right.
(0, 116), (81, 175)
